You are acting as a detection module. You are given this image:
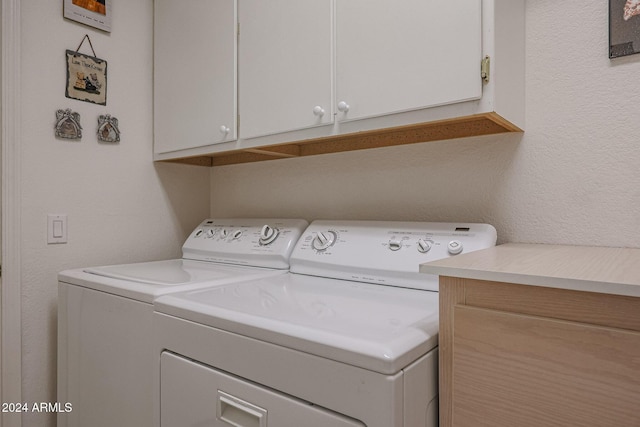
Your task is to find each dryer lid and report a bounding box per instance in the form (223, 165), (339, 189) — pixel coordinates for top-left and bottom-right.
(154, 273), (439, 375)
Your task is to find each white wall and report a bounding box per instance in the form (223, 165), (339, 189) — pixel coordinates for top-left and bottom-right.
(19, 1), (210, 426)
(211, 1), (640, 249)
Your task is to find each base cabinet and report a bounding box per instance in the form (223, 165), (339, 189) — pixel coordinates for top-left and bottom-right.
(439, 278), (640, 427)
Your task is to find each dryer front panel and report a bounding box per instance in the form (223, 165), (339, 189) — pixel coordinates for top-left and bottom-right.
(160, 351), (364, 427)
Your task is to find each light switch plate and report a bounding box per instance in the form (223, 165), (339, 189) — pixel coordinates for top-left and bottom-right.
(47, 214), (67, 244)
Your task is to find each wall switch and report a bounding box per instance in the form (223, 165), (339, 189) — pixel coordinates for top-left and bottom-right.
(48, 214), (67, 244)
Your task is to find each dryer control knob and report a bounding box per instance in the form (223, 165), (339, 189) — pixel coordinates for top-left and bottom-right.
(220, 229), (229, 239)
(448, 240), (463, 255)
(259, 225), (279, 245)
(206, 229), (216, 238)
(417, 239), (432, 253)
(388, 240), (402, 251)
(232, 230), (243, 240)
(312, 231), (337, 251)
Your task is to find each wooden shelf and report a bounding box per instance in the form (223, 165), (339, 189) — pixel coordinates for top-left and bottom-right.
(157, 112), (522, 168)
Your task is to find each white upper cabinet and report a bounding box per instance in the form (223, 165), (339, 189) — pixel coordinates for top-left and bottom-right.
(238, 0), (333, 139)
(153, 0), (524, 166)
(154, 0), (237, 154)
(335, 0), (482, 123)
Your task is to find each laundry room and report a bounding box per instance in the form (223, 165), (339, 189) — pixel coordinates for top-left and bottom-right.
(2, 1), (640, 427)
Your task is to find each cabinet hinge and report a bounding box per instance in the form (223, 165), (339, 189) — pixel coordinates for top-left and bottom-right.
(237, 114), (240, 130)
(237, 22), (240, 37)
(481, 55), (490, 83)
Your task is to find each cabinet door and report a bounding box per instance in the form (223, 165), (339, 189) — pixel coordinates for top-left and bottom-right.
(154, 0), (237, 154)
(335, 0), (482, 123)
(451, 305), (640, 427)
(238, 0), (333, 139)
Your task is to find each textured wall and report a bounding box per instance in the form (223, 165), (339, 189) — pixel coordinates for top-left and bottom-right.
(19, 1), (210, 426)
(212, 1), (640, 248)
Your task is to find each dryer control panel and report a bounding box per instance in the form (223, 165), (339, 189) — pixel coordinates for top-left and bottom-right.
(183, 218), (309, 269)
(291, 220), (497, 291)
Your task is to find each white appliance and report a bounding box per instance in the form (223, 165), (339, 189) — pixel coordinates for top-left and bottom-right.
(154, 220), (497, 427)
(57, 218), (308, 427)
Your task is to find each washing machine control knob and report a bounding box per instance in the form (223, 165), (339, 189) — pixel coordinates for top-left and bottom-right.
(259, 225), (279, 245)
(312, 231), (337, 251)
(220, 229), (229, 239)
(206, 229), (216, 238)
(448, 240), (463, 255)
(232, 230), (243, 240)
(417, 239), (432, 253)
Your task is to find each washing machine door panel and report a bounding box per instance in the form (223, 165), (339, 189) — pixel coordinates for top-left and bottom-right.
(160, 352), (365, 427)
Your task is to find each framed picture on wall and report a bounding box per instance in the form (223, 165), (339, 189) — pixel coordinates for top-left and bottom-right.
(610, 0), (640, 58)
(63, 0), (112, 33)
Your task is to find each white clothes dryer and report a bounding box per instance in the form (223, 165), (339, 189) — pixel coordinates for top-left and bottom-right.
(153, 220), (497, 427)
(57, 218), (308, 427)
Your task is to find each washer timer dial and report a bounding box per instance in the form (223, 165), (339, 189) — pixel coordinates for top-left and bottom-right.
(259, 225), (279, 246)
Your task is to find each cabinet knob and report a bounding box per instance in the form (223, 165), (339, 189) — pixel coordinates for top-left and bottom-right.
(337, 101), (350, 113)
(220, 125), (230, 135)
(313, 106), (325, 117)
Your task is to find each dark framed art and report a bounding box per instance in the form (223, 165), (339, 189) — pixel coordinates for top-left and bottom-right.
(65, 50), (107, 105)
(610, 0), (640, 58)
(63, 0), (112, 33)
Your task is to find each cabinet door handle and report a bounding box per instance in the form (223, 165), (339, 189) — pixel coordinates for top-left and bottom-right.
(217, 390), (267, 427)
(337, 101), (350, 113)
(313, 106), (325, 117)
(220, 125), (230, 135)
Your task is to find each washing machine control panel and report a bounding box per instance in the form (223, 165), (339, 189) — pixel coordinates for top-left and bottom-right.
(291, 221), (497, 291)
(182, 218), (309, 269)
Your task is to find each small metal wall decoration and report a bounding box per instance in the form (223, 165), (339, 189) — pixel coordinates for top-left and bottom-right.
(66, 35), (107, 105)
(55, 108), (82, 140)
(97, 114), (120, 143)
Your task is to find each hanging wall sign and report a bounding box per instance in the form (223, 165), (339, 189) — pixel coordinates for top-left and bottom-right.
(66, 35), (107, 105)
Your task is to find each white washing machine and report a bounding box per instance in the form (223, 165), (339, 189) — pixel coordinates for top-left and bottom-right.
(57, 218), (308, 427)
(153, 220), (497, 427)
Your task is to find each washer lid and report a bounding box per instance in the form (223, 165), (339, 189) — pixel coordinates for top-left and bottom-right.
(83, 259), (239, 285)
(154, 273), (439, 375)
(59, 259), (285, 303)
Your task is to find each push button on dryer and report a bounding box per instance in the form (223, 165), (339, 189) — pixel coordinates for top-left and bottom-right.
(447, 240), (463, 255)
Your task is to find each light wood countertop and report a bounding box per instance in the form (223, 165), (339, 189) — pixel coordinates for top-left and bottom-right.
(420, 243), (640, 297)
